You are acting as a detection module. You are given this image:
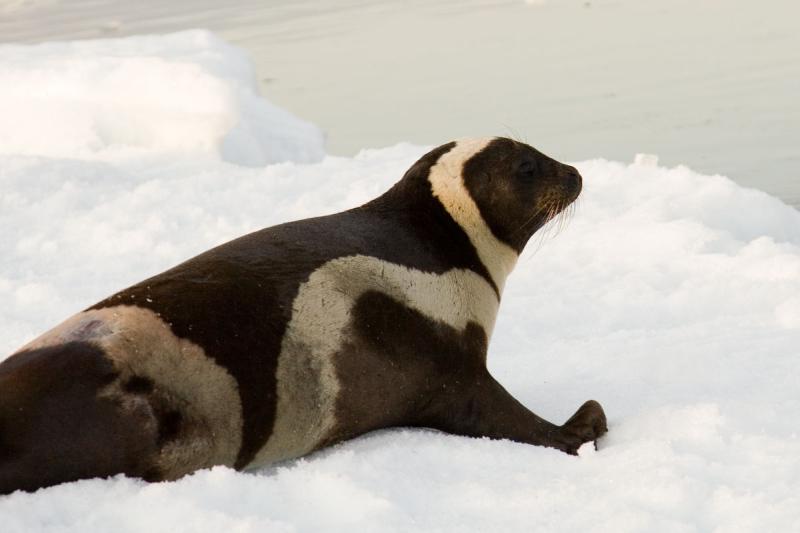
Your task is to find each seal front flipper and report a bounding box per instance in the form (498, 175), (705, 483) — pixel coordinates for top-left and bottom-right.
(556, 400), (608, 454)
(414, 372), (607, 455)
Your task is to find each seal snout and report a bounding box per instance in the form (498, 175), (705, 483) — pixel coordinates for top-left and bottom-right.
(560, 165), (583, 201)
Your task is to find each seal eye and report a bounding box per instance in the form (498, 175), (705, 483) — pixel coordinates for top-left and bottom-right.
(517, 161), (538, 183)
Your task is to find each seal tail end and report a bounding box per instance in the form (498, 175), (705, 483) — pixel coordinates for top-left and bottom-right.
(0, 342), (157, 494)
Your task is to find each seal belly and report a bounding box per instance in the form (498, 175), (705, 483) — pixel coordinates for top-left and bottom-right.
(17, 306), (244, 479)
(247, 254), (499, 468)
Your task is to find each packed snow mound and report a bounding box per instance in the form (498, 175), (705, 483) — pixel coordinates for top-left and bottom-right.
(1, 143), (799, 531)
(0, 30), (325, 165)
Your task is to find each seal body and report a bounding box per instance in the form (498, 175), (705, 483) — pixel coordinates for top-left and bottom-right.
(0, 138), (607, 494)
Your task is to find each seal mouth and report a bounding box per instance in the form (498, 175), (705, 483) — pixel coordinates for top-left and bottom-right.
(511, 165), (583, 244)
(544, 165), (582, 222)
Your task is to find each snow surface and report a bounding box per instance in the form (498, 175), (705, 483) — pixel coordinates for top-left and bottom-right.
(2, 31), (800, 532)
(0, 30), (324, 166)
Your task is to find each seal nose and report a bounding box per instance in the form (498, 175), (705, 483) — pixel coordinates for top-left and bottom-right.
(562, 165), (582, 198)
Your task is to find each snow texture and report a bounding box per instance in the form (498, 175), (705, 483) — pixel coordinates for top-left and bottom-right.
(1, 32), (800, 533)
(0, 30), (325, 166)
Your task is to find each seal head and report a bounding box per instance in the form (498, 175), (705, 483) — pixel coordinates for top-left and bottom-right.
(459, 137), (582, 252)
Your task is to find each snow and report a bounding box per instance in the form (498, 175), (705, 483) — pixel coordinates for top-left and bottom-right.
(2, 31), (800, 532)
(0, 30), (324, 166)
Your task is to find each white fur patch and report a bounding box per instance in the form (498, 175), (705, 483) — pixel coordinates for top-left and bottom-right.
(428, 137), (519, 291)
(248, 255), (501, 468)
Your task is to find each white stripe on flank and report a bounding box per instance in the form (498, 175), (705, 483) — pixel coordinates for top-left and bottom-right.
(250, 255), (500, 468)
(428, 138), (519, 291)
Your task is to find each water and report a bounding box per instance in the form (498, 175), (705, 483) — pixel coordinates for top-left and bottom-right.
(2, 0), (798, 208)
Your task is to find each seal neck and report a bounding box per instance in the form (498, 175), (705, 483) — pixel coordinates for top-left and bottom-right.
(363, 140), (518, 297)
(427, 139), (519, 292)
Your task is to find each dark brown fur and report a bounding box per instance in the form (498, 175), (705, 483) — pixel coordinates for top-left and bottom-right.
(0, 343), (159, 493)
(0, 138), (606, 495)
